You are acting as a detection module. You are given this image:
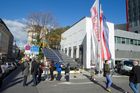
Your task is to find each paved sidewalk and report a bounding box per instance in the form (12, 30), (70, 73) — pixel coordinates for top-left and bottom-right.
(0, 67), (38, 93)
(0, 68), (133, 93)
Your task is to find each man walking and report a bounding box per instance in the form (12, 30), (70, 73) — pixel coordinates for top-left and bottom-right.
(65, 63), (70, 81)
(129, 60), (140, 93)
(103, 60), (112, 92)
(22, 58), (30, 86)
(31, 58), (39, 86)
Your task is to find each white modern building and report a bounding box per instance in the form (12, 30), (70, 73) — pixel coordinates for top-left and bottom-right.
(60, 17), (140, 69)
(60, 17), (115, 69)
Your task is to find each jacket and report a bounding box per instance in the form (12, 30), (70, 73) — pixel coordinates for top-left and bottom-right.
(103, 63), (110, 76)
(129, 65), (140, 83)
(23, 61), (30, 76)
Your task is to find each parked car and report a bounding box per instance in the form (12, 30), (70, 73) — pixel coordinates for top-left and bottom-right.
(117, 60), (133, 75)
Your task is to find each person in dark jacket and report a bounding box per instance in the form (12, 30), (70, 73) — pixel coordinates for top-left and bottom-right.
(65, 63), (70, 81)
(103, 60), (112, 92)
(38, 63), (43, 83)
(0, 65), (3, 88)
(22, 59), (30, 86)
(129, 60), (140, 93)
(49, 60), (54, 81)
(31, 58), (39, 86)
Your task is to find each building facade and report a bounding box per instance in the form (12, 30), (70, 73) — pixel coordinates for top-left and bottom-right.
(0, 18), (14, 59)
(115, 29), (140, 61)
(61, 17), (140, 69)
(126, 0), (140, 33)
(61, 17), (115, 69)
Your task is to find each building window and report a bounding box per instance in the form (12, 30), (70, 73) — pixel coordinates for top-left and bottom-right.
(134, 31), (138, 33)
(125, 38), (130, 44)
(121, 38), (125, 44)
(116, 37), (121, 44)
(130, 39), (134, 45)
(134, 40), (137, 45)
(138, 40), (140, 46)
(134, 21), (138, 26)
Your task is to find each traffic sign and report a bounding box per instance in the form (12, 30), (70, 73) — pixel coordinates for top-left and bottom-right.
(31, 46), (39, 55)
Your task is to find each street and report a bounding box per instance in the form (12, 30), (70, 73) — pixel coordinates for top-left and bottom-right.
(0, 67), (133, 93)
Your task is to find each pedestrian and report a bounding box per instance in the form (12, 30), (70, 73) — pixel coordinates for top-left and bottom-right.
(31, 58), (39, 86)
(22, 58), (30, 86)
(103, 60), (112, 92)
(129, 60), (140, 93)
(0, 64), (3, 88)
(65, 63), (70, 81)
(38, 62), (43, 83)
(55, 62), (62, 81)
(90, 65), (96, 81)
(49, 60), (54, 81)
(43, 59), (50, 80)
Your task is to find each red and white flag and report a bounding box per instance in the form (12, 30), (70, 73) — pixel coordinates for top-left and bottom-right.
(90, 0), (100, 41)
(100, 6), (111, 60)
(90, 0), (111, 61)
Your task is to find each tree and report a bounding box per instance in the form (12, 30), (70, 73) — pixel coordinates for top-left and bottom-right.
(26, 12), (58, 60)
(27, 12), (58, 28)
(47, 26), (70, 49)
(26, 12), (58, 46)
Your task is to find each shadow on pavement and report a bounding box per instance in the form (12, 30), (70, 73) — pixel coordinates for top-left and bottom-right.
(83, 74), (107, 91)
(111, 83), (127, 93)
(26, 79), (33, 85)
(0, 67), (23, 92)
(0, 77), (23, 92)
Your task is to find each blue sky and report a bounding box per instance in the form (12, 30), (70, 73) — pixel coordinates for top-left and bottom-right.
(0, 0), (126, 48)
(0, 0), (126, 26)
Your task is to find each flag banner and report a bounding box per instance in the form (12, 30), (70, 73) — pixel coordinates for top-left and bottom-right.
(90, 0), (100, 67)
(90, 0), (111, 63)
(90, 0), (100, 41)
(100, 6), (111, 60)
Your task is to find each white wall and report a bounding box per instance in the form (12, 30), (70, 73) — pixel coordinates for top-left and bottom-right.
(61, 17), (87, 57)
(60, 17), (115, 69)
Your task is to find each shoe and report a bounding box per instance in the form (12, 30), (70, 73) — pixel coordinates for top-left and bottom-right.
(32, 84), (36, 86)
(23, 84), (28, 87)
(106, 88), (111, 92)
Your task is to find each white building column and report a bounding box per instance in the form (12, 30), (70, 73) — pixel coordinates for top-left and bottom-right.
(76, 45), (80, 58)
(71, 46), (74, 58)
(85, 19), (92, 69)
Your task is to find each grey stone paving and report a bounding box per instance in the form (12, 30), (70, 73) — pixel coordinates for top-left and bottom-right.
(0, 68), (134, 93)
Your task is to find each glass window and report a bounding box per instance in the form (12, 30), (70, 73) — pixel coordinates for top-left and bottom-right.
(138, 40), (140, 46)
(130, 39), (134, 45)
(115, 37), (117, 43)
(125, 38), (130, 44)
(122, 38), (125, 44)
(124, 61), (133, 67)
(134, 40), (137, 45)
(116, 37), (121, 44)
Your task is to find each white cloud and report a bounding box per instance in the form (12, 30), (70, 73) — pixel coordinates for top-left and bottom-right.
(3, 19), (27, 49)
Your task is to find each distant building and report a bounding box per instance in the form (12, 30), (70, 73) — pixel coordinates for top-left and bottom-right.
(115, 29), (140, 61)
(115, 23), (127, 30)
(27, 25), (42, 45)
(126, 0), (140, 33)
(0, 18), (14, 59)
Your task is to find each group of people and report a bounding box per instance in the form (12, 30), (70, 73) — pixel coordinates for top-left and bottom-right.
(102, 60), (140, 93)
(20, 55), (71, 87)
(21, 56), (43, 86)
